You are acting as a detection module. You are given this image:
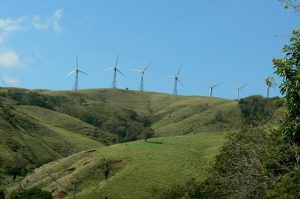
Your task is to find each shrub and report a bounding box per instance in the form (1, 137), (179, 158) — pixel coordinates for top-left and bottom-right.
(238, 95), (275, 125)
(9, 187), (52, 199)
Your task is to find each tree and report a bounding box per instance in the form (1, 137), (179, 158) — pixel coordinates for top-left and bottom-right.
(100, 158), (113, 180)
(238, 95), (274, 126)
(144, 128), (155, 142)
(71, 173), (80, 199)
(265, 76), (276, 98)
(273, 29), (300, 143)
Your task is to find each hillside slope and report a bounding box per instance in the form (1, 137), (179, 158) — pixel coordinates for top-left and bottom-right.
(0, 99), (113, 185)
(21, 133), (225, 199)
(37, 89), (243, 137)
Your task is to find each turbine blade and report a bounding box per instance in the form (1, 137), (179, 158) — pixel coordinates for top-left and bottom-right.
(176, 66), (182, 77)
(177, 78), (184, 87)
(167, 76), (176, 79)
(117, 68), (125, 77)
(79, 70), (89, 76)
(239, 84), (248, 89)
(213, 82), (222, 88)
(66, 70), (75, 77)
(76, 56), (79, 70)
(115, 56), (119, 67)
(105, 67), (114, 71)
(143, 63), (151, 72)
(132, 69), (141, 72)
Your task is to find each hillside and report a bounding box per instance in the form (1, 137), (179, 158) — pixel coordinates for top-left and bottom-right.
(0, 88), (242, 139)
(20, 133), (225, 199)
(0, 98), (113, 187)
(36, 88), (243, 136)
(0, 88), (241, 189)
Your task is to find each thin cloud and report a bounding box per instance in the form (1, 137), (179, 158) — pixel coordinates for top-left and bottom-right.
(0, 9), (64, 44)
(32, 9), (64, 32)
(0, 17), (26, 32)
(0, 50), (25, 68)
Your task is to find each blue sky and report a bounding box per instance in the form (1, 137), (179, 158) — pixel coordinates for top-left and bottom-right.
(0, 0), (298, 99)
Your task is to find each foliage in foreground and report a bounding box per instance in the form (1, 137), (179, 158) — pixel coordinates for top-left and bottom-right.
(273, 29), (300, 143)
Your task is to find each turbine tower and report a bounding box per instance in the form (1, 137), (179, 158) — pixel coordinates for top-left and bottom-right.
(168, 66), (183, 95)
(233, 84), (248, 100)
(66, 57), (89, 90)
(208, 83), (222, 97)
(105, 56), (125, 88)
(133, 63), (151, 92)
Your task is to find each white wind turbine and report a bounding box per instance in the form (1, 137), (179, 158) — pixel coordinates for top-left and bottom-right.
(207, 83), (222, 97)
(105, 56), (125, 88)
(168, 66), (183, 95)
(133, 63), (151, 92)
(66, 57), (89, 90)
(232, 84), (248, 100)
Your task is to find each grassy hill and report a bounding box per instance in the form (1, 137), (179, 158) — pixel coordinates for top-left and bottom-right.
(0, 88), (242, 140)
(0, 87), (243, 191)
(21, 132), (225, 199)
(37, 88), (243, 136)
(0, 98), (113, 187)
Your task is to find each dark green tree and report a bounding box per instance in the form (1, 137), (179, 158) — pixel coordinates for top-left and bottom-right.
(273, 29), (300, 143)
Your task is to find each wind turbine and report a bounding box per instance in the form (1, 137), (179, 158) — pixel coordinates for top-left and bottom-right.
(168, 66), (183, 95)
(207, 83), (222, 97)
(0, 76), (7, 87)
(133, 63), (151, 92)
(66, 57), (89, 90)
(105, 56), (125, 88)
(233, 84), (248, 100)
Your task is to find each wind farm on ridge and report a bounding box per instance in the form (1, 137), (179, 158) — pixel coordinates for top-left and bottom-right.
(60, 56), (275, 100)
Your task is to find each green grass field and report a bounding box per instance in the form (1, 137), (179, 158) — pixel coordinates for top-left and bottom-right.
(22, 132), (225, 199)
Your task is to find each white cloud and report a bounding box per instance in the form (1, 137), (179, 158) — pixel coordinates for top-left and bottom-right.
(0, 50), (25, 68)
(1, 76), (19, 86)
(32, 9), (64, 32)
(32, 15), (49, 31)
(0, 17), (26, 32)
(0, 9), (64, 44)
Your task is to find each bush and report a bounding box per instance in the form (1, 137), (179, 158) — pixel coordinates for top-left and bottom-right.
(150, 179), (210, 199)
(9, 187), (52, 199)
(265, 169), (300, 199)
(239, 95), (275, 125)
